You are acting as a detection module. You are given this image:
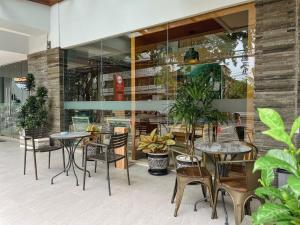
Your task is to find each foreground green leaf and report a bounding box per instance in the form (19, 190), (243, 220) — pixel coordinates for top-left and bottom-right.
(290, 116), (300, 138)
(266, 149), (298, 174)
(252, 203), (291, 224)
(263, 129), (292, 148)
(258, 108), (285, 130)
(254, 156), (297, 175)
(288, 176), (300, 196)
(260, 168), (274, 186)
(255, 186), (282, 200)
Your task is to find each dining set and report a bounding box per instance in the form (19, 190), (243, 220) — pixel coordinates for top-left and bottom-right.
(170, 140), (260, 225)
(22, 126), (131, 196)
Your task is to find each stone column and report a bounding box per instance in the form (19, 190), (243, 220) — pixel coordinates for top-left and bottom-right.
(27, 48), (65, 133)
(254, 0), (300, 150)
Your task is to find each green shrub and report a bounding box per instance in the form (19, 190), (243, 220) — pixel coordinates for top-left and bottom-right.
(252, 108), (300, 225)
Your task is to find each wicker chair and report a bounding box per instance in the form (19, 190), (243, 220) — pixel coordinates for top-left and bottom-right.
(23, 127), (65, 180)
(170, 147), (214, 217)
(83, 133), (130, 196)
(212, 160), (260, 225)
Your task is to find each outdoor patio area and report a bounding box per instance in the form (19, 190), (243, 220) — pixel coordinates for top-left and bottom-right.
(0, 140), (237, 225)
(2, 1), (300, 225)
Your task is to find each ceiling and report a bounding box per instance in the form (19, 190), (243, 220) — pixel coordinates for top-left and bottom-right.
(27, 0), (63, 6)
(0, 50), (27, 67)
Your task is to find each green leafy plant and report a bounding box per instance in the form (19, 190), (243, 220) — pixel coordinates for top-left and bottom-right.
(137, 129), (175, 153)
(252, 108), (300, 225)
(17, 86), (48, 130)
(169, 75), (226, 154)
(26, 73), (35, 95)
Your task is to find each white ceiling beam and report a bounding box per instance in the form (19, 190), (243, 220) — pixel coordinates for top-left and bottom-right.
(0, 30), (28, 54)
(0, 0), (50, 35)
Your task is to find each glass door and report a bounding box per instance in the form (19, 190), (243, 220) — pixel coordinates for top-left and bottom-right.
(0, 76), (27, 138)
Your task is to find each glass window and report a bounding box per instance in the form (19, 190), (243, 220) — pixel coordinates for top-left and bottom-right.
(64, 7), (255, 159)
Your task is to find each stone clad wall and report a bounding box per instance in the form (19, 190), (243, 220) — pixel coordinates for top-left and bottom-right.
(27, 48), (64, 133)
(254, 0), (299, 150)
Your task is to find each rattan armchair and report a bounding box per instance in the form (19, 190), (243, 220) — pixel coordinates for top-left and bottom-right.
(212, 160), (260, 225)
(170, 147), (214, 217)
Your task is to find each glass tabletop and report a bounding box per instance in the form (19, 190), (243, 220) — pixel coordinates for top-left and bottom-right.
(195, 141), (252, 155)
(50, 131), (91, 140)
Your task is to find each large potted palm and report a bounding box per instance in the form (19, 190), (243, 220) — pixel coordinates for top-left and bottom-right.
(169, 75), (225, 165)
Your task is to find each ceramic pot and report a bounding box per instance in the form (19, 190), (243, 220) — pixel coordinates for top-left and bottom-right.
(147, 152), (169, 176)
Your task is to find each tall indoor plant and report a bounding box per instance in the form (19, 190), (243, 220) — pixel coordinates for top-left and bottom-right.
(252, 108), (300, 225)
(169, 75), (225, 155)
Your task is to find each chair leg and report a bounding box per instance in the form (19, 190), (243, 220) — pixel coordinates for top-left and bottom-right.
(62, 148), (66, 171)
(23, 149), (27, 175)
(174, 178), (186, 217)
(82, 148), (85, 167)
(126, 157), (130, 185)
(204, 178), (214, 208)
(244, 198), (251, 216)
(33, 151), (38, 180)
(208, 179), (214, 208)
(212, 188), (220, 219)
(107, 163), (111, 196)
(234, 201), (244, 225)
(232, 192), (247, 225)
(83, 155), (88, 191)
(201, 184), (207, 202)
(48, 151), (51, 169)
(171, 178), (177, 204)
(94, 161), (97, 173)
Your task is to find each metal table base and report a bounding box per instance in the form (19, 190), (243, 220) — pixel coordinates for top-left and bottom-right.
(51, 137), (90, 186)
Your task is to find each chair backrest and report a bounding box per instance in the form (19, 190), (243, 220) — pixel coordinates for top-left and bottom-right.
(169, 146), (202, 176)
(235, 126), (245, 141)
(245, 160), (261, 191)
(72, 116), (90, 132)
(172, 132), (189, 144)
(109, 133), (128, 153)
(244, 142), (258, 160)
(135, 122), (148, 135)
(25, 127), (48, 139)
(217, 160), (261, 191)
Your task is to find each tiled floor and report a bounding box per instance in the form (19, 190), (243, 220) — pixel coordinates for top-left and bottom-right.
(0, 140), (238, 225)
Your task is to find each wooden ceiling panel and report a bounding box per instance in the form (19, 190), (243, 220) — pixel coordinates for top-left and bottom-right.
(136, 19), (223, 47)
(28, 0), (63, 6)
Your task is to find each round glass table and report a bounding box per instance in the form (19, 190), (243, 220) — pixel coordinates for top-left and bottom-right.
(50, 131), (91, 186)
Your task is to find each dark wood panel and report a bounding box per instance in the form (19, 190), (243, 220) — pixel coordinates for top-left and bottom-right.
(136, 19), (223, 47)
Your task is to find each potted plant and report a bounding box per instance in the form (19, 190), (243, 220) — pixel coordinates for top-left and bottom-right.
(17, 86), (49, 149)
(169, 75), (225, 165)
(26, 73), (35, 95)
(85, 123), (101, 142)
(138, 129), (175, 176)
(252, 108), (300, 225)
